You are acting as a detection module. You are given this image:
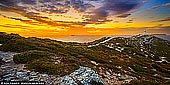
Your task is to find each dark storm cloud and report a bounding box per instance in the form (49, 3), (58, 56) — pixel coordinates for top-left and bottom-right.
(89, 8), (109, 21)
(0, 0), (37, 6)
(41, 0), (51, 3)
(0, 0), (18, 5)
(21, 0), (53, 5)
(0, 0), (143, 25)
(70, 0), (95, 12)
(103, 0), (141, 14)
(22, 0), (37, 5)
(90, 0), (142, 22)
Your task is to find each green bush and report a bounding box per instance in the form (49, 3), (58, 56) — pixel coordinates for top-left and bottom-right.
(126, 80), (160, 85)
(13, 50), (54, 64)
(132, 65), (144, 72)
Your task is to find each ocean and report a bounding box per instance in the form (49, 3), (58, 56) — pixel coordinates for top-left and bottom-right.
(44, 35), (131, 43)
(42, 35), (170, 43)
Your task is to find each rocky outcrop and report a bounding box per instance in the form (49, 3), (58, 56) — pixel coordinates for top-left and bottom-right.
(59, 66), (104, 85)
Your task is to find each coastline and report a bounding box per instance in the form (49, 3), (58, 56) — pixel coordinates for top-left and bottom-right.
(32, 34), (170, 43)
(36, 35), (133, 43)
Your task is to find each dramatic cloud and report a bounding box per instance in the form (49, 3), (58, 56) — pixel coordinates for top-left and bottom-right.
(126, 21), (133, 23)
(0, 24), (31, 29)
(1, 0), (167, 25)
(148, 3), (170, 10)
(148, 5), (161, 10)
(89, 0), (142, 22)
(129, 19), (133, 22)
(162, 3), (170, 7)
(116, 14), (131, 18)
(0, 0), (170, 36)
(0, 0), (143, 24)
(0, 0), (18, 5)
(114, 21), (119, 23)
(153, 17), (170, 22)
(22, 0), (37, 5)
(0, 11), (86, 29)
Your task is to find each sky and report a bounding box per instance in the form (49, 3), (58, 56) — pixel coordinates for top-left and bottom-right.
(0, 0), (170, 37)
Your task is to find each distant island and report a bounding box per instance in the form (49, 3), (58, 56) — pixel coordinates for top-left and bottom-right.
(0, 32), (170, 85)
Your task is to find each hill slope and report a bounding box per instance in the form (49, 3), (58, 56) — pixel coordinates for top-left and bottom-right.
(0, 32), (170, 84)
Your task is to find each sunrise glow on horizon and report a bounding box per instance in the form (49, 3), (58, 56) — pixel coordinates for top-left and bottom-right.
(0, 0), (170, 37)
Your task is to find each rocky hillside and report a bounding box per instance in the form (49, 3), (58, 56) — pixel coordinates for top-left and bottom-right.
(0, 32), (170, 85)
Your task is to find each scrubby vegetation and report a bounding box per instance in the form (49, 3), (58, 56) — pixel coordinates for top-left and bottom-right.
(0, 32), (170, 84)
